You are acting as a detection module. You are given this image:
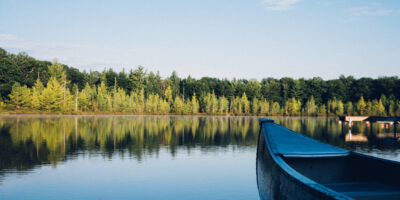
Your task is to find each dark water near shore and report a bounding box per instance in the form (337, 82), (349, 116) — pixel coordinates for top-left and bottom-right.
(0, 115), (399, 199)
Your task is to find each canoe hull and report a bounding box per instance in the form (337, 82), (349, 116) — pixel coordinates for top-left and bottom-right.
(256, 128), (344, 200)
(257, 119), (400, 200)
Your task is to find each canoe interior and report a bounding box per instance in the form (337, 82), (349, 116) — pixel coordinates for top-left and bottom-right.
(257, 120), (400, 200)
(284, 155), (400, 200)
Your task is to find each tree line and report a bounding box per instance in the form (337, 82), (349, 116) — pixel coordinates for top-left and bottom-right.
(1, 48), (400, 116)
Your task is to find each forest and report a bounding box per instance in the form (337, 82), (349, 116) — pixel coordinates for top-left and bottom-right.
(1, 48), (400, 116)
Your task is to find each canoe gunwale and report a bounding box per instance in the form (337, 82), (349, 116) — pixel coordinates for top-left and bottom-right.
(260, 120), (352, 200)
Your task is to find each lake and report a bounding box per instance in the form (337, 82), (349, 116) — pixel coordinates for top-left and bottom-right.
(0, 115), (399, 200)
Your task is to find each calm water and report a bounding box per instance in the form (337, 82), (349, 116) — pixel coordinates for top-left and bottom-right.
(0, 115), (399, 200)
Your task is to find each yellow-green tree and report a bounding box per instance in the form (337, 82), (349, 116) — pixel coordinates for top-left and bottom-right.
(304, 96), (317, 116)
(270, 102), (280, 115)
(31, 78), (44, 110)
(260, 100), (269, 115)
(241, 93), (250, 114)
(336, 100), (344, 115)
(164, 86), (173, 103)
(218, 96), (229, 114)
(9, 82), (31, 109)
(41, 77), (63, 111)
(251, 98), (260, 115)
(372, 99), (386, 116)
(285, 97), (300, 116)
(173, 96), (184, 114)
(191, 93), (199, 114)
(97, 81), (110, 111)
(345, 102), (353, 115)
(79, 83), (95, 111)
(357, 96), (367, 115)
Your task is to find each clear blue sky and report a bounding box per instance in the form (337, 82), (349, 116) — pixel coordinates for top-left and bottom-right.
(0, 0), (399, 80)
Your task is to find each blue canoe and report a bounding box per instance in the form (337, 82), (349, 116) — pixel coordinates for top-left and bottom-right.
(257, 118), (400, 200)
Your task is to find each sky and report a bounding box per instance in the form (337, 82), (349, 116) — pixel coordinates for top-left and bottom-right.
(0, 0), (399, 80)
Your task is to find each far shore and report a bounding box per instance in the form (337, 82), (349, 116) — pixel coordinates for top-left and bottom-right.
(0, 111), (333, 117)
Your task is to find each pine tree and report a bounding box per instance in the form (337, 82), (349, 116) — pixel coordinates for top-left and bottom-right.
(345, 102), (353, 115)
(219, 96), (229, 114)
(164, 86), (173, 103)
(260, 100), (270, 115)
(184, 99), (192, 114)
(211, 92), (218, 114)
(173, 96), (184, 114)
(231, 96), (242, 114)
(241, 93), (250, 114)
(79, 84), (91, 111)
(31, 78), (44, 110)
(372, 99), (385, 116)
(357, 96), (367, 115)
(137, 89), (145, 113)
(285, 97), (300, 116)
(97, 81), (110, 111)
(251, 98), (260, 115)
(336, 100), (344, 115)
(270, 102), (280, 115)
(191, 93), (199, 114)
(41, 77), (63, 111)
(9, 82), (31, 109)
(62, 90), (75, 112)
(305, 96), (317, 116)
(318, 104), (327, 116)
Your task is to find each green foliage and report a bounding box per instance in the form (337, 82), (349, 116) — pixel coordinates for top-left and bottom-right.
(173, 96), (184, 114)
(259, 100), (269, 115)
(318, 104), (327, 116)
(48, 60), (66, 83)
(241, 93), (250, 114)
(41, 77), (63, 111)
(1, 49), (400, 116)
(270, 102), (281, 115)
(372, 99), (385, 116)
(9, 82), (31, 109)
(345, 102), (353, 115)
(191, 93), (199, 114)
(304, 96), (317, 116)
(31, 78), (44, 109)
(357, 96), (367, 115)
(284, 97), (301, 116)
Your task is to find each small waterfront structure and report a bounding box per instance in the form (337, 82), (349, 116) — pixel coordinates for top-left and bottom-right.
(257, 118), (400, 200)
(339, 116), (400, 132)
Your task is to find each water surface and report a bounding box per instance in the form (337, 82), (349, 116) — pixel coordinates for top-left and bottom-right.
(0, 115), (399, 199)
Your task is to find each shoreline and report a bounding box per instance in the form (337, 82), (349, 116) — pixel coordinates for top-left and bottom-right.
(0, 111), (333, 117)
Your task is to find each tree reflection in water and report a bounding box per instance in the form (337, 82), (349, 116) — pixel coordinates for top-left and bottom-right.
(1, 115), (399, 180)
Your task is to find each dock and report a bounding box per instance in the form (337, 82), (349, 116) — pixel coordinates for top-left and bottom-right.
(339, 116), (400, 134)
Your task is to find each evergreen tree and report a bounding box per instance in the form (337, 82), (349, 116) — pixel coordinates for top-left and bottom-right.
(285, 97), (300, 116)
(191, 93), (199, 114)
(41, 77), (63, 111)
(270, 102), (280, 115)
(357, 96), (367, 115)
(218, 96), (229, 114)
(97, 81), (110, 111)
(251, 98), (260, 115)
(304, 96), (317, 116)
(241, 93), (250, 114)
(173, 96), (184, 114)
(31, 78), (44, 110)
(164, 85), (173, 103)
(9, 82), (31, 109)
(260, 100), (270, 115)
(318, 104), (327, 116)
(336, 100), (344, 115)
(372, 99), (385, 116)
(345, 102), (353, 115)
(79, 83), (94, 111)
